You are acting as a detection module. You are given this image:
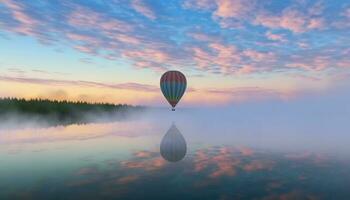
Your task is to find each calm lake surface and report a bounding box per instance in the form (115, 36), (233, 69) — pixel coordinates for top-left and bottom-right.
(1, 108), (350, 199)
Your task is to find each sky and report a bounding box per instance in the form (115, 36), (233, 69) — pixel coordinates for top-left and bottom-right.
(0, 0), (349, 106)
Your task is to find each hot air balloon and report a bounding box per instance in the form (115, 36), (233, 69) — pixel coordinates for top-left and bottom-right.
(160, 123), (187, 162)
(160, 70), (187, 111)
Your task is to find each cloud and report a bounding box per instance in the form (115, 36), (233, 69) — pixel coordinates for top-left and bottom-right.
(343, 7), (350, 19)
(182, 0), (215, 10)
(184, 0), (328, 33)
(243, 49), (275, 61)
(308, 1), (325, 16)
(254, 9), (325, 33)
(131, 0), (156, 20)
(307, 18), (324, 29)
(67, 5), (134, 33)
(0, 0), (348, 81)
(205, 87), (296, 102)
(214, 0), (255, 19)
(0, 0), (36, 34)
(265, 31), (286, 42)
(183, 0), (255, 19)
(0, 75), (159, 92)
(188, 32), (221, 42)
(286, 55), (345, 71)
(190, 41), (277, 75)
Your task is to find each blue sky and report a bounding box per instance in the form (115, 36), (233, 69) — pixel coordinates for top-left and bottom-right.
(0, 0), (349, 105)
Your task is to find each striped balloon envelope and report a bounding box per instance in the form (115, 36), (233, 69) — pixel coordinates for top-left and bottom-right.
(160, 70), (187, 111)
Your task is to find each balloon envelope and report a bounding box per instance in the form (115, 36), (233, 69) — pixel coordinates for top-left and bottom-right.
(160, 124), (187, 162)
(160, 71), (187, 110)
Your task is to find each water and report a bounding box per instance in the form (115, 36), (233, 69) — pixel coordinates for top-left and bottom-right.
(0, 108), (350, 199)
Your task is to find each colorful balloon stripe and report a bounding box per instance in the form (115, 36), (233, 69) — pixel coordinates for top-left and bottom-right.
(160, 71), (187, 109)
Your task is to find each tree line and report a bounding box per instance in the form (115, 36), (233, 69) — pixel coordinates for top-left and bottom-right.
(0, 97), (143, 125)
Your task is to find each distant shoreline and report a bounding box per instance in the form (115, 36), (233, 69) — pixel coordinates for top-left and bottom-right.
(0, 98), (144, 127)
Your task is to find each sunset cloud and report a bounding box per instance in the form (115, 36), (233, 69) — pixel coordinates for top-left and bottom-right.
(254, 9), (325, 33)
(0, 76), (159, 92)
(131, 0), (156, 20)
(0, 0), (349, 105)
(0, 0), (347, 77)
(265, 31), (286, 42)
(214, 0), (255, 19)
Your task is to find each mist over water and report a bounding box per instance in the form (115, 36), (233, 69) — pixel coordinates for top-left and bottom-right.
(0, 93), (350, 199)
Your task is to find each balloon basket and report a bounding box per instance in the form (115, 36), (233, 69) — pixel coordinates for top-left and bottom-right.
(172, 108), (175, 111)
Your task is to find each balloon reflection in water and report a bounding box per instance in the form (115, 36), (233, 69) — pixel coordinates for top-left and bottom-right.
(160, 124), (187, 162)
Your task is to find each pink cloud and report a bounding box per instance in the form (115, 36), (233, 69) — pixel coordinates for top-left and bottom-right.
(183, 0), (255, 29)
(133, 61), (166, 72)
(336, 60), (350, 68)
(190, 40), (279, 75)
(288, 74), (321, 82)
(121, 47), (183, 72)
(114, 34), (140, 45)
(0, 75), (159, 92)
(183, 0), (255, 19)
(66, 33), (98, 43)
(123, 49), (171, 63)
(209, 42), (241, 69)
(265, 31), (286, 42)
(0, 0), (345, 79)
(1, 0), (39, 36)
(255, 9), (325, 33)
(68, 6), (134, 33)
(192, 42), (242, 74)
(73, 45), (97, 54)
(214, 0), (254, 19)
(131, 0), (156, 20)
(307, 18), (324, 29)
(183, 0), (328, 33)
(237, 65), (256, 75)
(286, 56), (330, 71)
(188, 32), (221, 42)
(243, 49), (275, 61)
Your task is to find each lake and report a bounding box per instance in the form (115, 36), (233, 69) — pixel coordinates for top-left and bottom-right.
(0, 108), (349, 199)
